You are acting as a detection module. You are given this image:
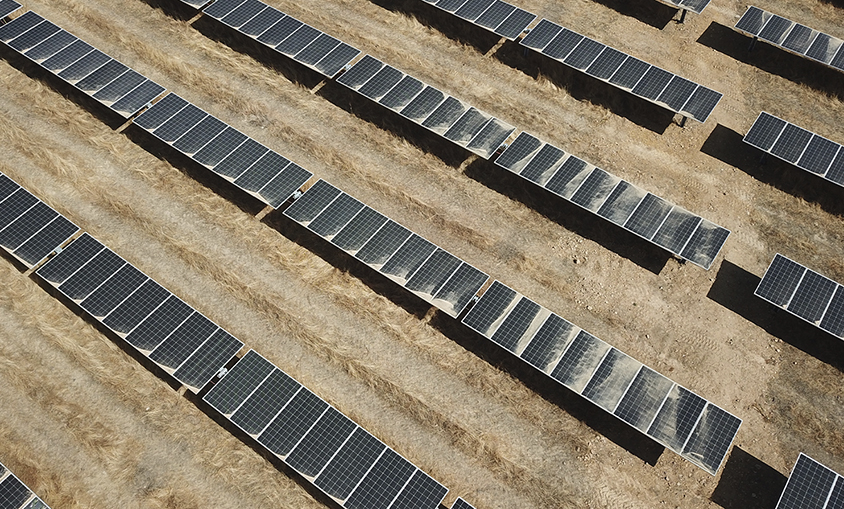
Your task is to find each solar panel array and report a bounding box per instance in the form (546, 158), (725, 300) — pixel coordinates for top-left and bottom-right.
(452, 497), (476, 509)
(735, 7), (844, 74)
(204, 350), (449, 509)
(655, 0), (711, 15)
(775, 453), (844, 509)
(0, 0), (21, 19)
(199, 0), (361, 79)
(133, 92), (313, 208)
(36, 232), (244, 393)
(0, 171), (80, 268)
(0, 461), (50, 509)
(0, 11), (165, 117)
(743, 112), (844, 188)
(495, 131), (730, 269)
(755, 254), (844, 340)
(337, 55), (516, 160)
(520, 19), (723, 123)
(462, 280), (742, 475)
(420, 0), (536, 40)
(283, 179), (490, 317)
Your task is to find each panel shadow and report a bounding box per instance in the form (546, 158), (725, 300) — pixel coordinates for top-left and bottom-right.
(463, 157), (671, 274)
(587, 0), (678, 29)
(367, 0), (502, 54)
(141, 0), (200, 22)
(697, 22), (844, 100)
(494, 41), (675, 134)
(707, 260), (844, 372)
(710, 447), (787, 509)
(260, 209), (436, 320)
(430, 311), (666, 467)
(701, 124), (844, 218)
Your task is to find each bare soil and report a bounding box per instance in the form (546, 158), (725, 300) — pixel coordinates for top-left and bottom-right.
(0, 0), (843, 508)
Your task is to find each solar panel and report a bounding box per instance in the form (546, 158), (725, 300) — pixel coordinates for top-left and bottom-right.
(452, 498), (477, 509)
(36, 233), (243, 392)
(0, 10), (165, 117)
(775, 453), (843, 509)
(735, 7), (844, 73)
(653, 0), (711, 15)
(284, 183), (490, 317)
(0, 172), (80, 267)
(0, 461), (52, 509)
(425, 0), (536, 40)
(201, 0), (360, 78)
(461, 279), (742, 474)
(494, 132), (729, 269)
(744, 112), (844, 189)
(0, 0), (21, 19)
(756, 253), (844, 340)
(134, 93), (313, 208)
(339, 56), (515, 159)
(204, 350), (449, 508)
(520, 19), (722, 122)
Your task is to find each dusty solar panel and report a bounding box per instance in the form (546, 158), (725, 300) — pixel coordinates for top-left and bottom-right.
(0, 461), (51, 509)
(0, 171), (80, 268)
(338, 56), (515, 159)
(735, 6), (844, 74)
(461, 280), (742, 474)
(284, 180), (490, 317)
(133, 92), (312, 208)
(756, 253), (844, 339)
(36, 232), (243, 392)
(520, 19), (722, 123)
(425, 0), (536, 40)
(204, 350), (449, 509)
(494, 132), (729, 269)
(744, 112), (844, 188)
(0, 10), (165, 117)
(201, 0), (360, 78)
(775, 453), (844, 509)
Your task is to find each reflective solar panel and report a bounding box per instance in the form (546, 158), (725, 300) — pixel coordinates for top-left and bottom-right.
(2, 10), (164, 117)
(494, 133), (728, 269)
(134, 93), (312, 208)
(37, 233), (242, 392)
(453, 498), (477, 509)
(520, 19), (722, 122)
(757, 253), (844, 340)
(202, 0), (360, 78)
(657, 0), (711, 15)
(0, 462), (50, 509)
(735, 6), (844, 73)
(775, 454), (842, 509)
(463, 279), (741, 474)
(204, 351), (449, 508)
(429, 0), (534, 39)
(0, 0), (21, 19)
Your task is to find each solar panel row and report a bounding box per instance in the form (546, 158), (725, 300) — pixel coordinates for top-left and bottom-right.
(743, 112), (844, 188)
(0, 11), (165, 117)
(775, 453), (844, 509)
(461, 280), (742, 475)
(337, 55), (515, 159)
(199, 0), (361, 79)
(204, 350), (449, 509)
(520, 19), (723, 123)
(35, 232), (244, 393)
(0, 461), (51, 509)
(133, 92), (313, 208)
(0, 171), (80, 268)
(452, 497), (477, 509)
(0, 0), (21, 19)
(495, 132), (730, 269)
(283, 180), (490, 317)
(735, 6), (844, 73)
(420, 0), (536, 40)
(755, 254), (844, 340)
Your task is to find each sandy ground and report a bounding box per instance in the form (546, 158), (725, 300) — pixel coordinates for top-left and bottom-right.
(0, 0), (843, 507)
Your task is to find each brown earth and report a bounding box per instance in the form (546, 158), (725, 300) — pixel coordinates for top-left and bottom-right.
(0, 0), (843, 507)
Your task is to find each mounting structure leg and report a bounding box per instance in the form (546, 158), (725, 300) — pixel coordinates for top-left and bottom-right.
(678, 116), (688, 128)
(679, 9), (687, 24)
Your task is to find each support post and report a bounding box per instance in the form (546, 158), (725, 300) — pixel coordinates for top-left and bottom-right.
(679, 9), (687, 24)
(678, 116), (688, 128)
